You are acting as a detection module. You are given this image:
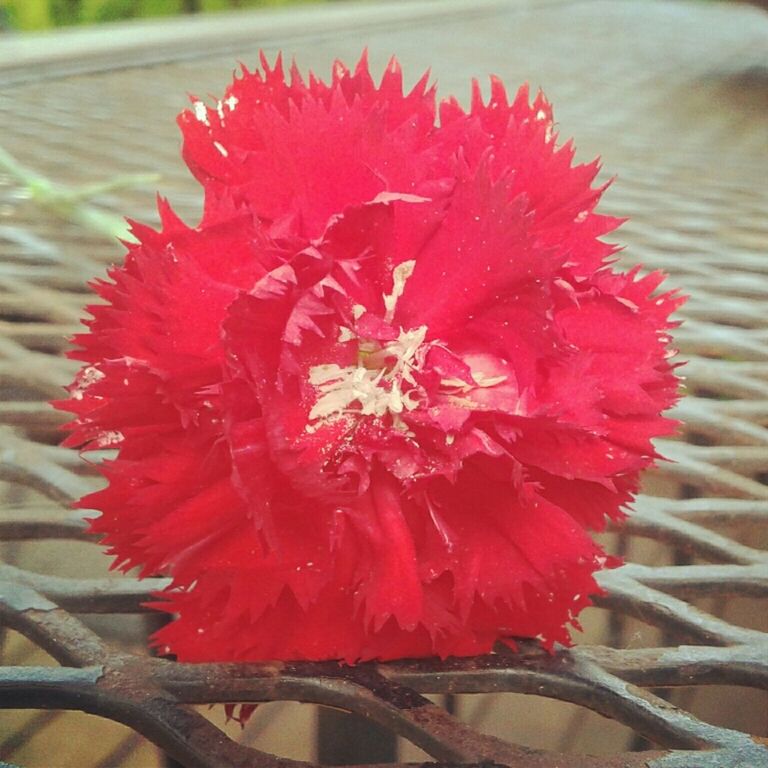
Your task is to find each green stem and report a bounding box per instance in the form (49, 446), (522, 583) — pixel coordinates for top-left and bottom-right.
(0, 145), (159, 242)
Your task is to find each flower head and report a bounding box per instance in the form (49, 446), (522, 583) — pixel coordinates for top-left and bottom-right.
(59, 53), (683, 662)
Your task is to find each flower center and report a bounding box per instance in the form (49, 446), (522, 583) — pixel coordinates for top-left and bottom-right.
(306, 260), (511, 432)
(307, 260), (430, 428)
(308, 324), (429, 424)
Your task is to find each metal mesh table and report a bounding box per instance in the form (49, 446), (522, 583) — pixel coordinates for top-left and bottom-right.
(0, 1), (766, 766)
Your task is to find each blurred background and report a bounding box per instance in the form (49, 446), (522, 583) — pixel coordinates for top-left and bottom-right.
(0, 0), (326, 31)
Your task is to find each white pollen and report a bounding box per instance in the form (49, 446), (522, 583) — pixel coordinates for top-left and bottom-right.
(213, 141), (229, 157)
(471, 372), (507, 388)
(307, 325), (428, 424)
(383, 260), (416, 323)
(98, 430), (123, 447)
(72, 366), (105, 399)
(192, 101), (209, 126)
(225, 95), (239, 111)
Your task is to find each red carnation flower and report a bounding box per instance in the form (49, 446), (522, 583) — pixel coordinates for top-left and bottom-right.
(59, 53), (683, 663)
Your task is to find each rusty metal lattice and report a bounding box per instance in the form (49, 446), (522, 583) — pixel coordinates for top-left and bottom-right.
(1, 1), (767, 767)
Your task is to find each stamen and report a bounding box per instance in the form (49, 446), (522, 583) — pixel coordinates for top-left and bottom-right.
(308, 326), (428, 424)
(192, 101), (209, 126)
(383, 260), (416, 323)
(306, 262), (506, 431)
